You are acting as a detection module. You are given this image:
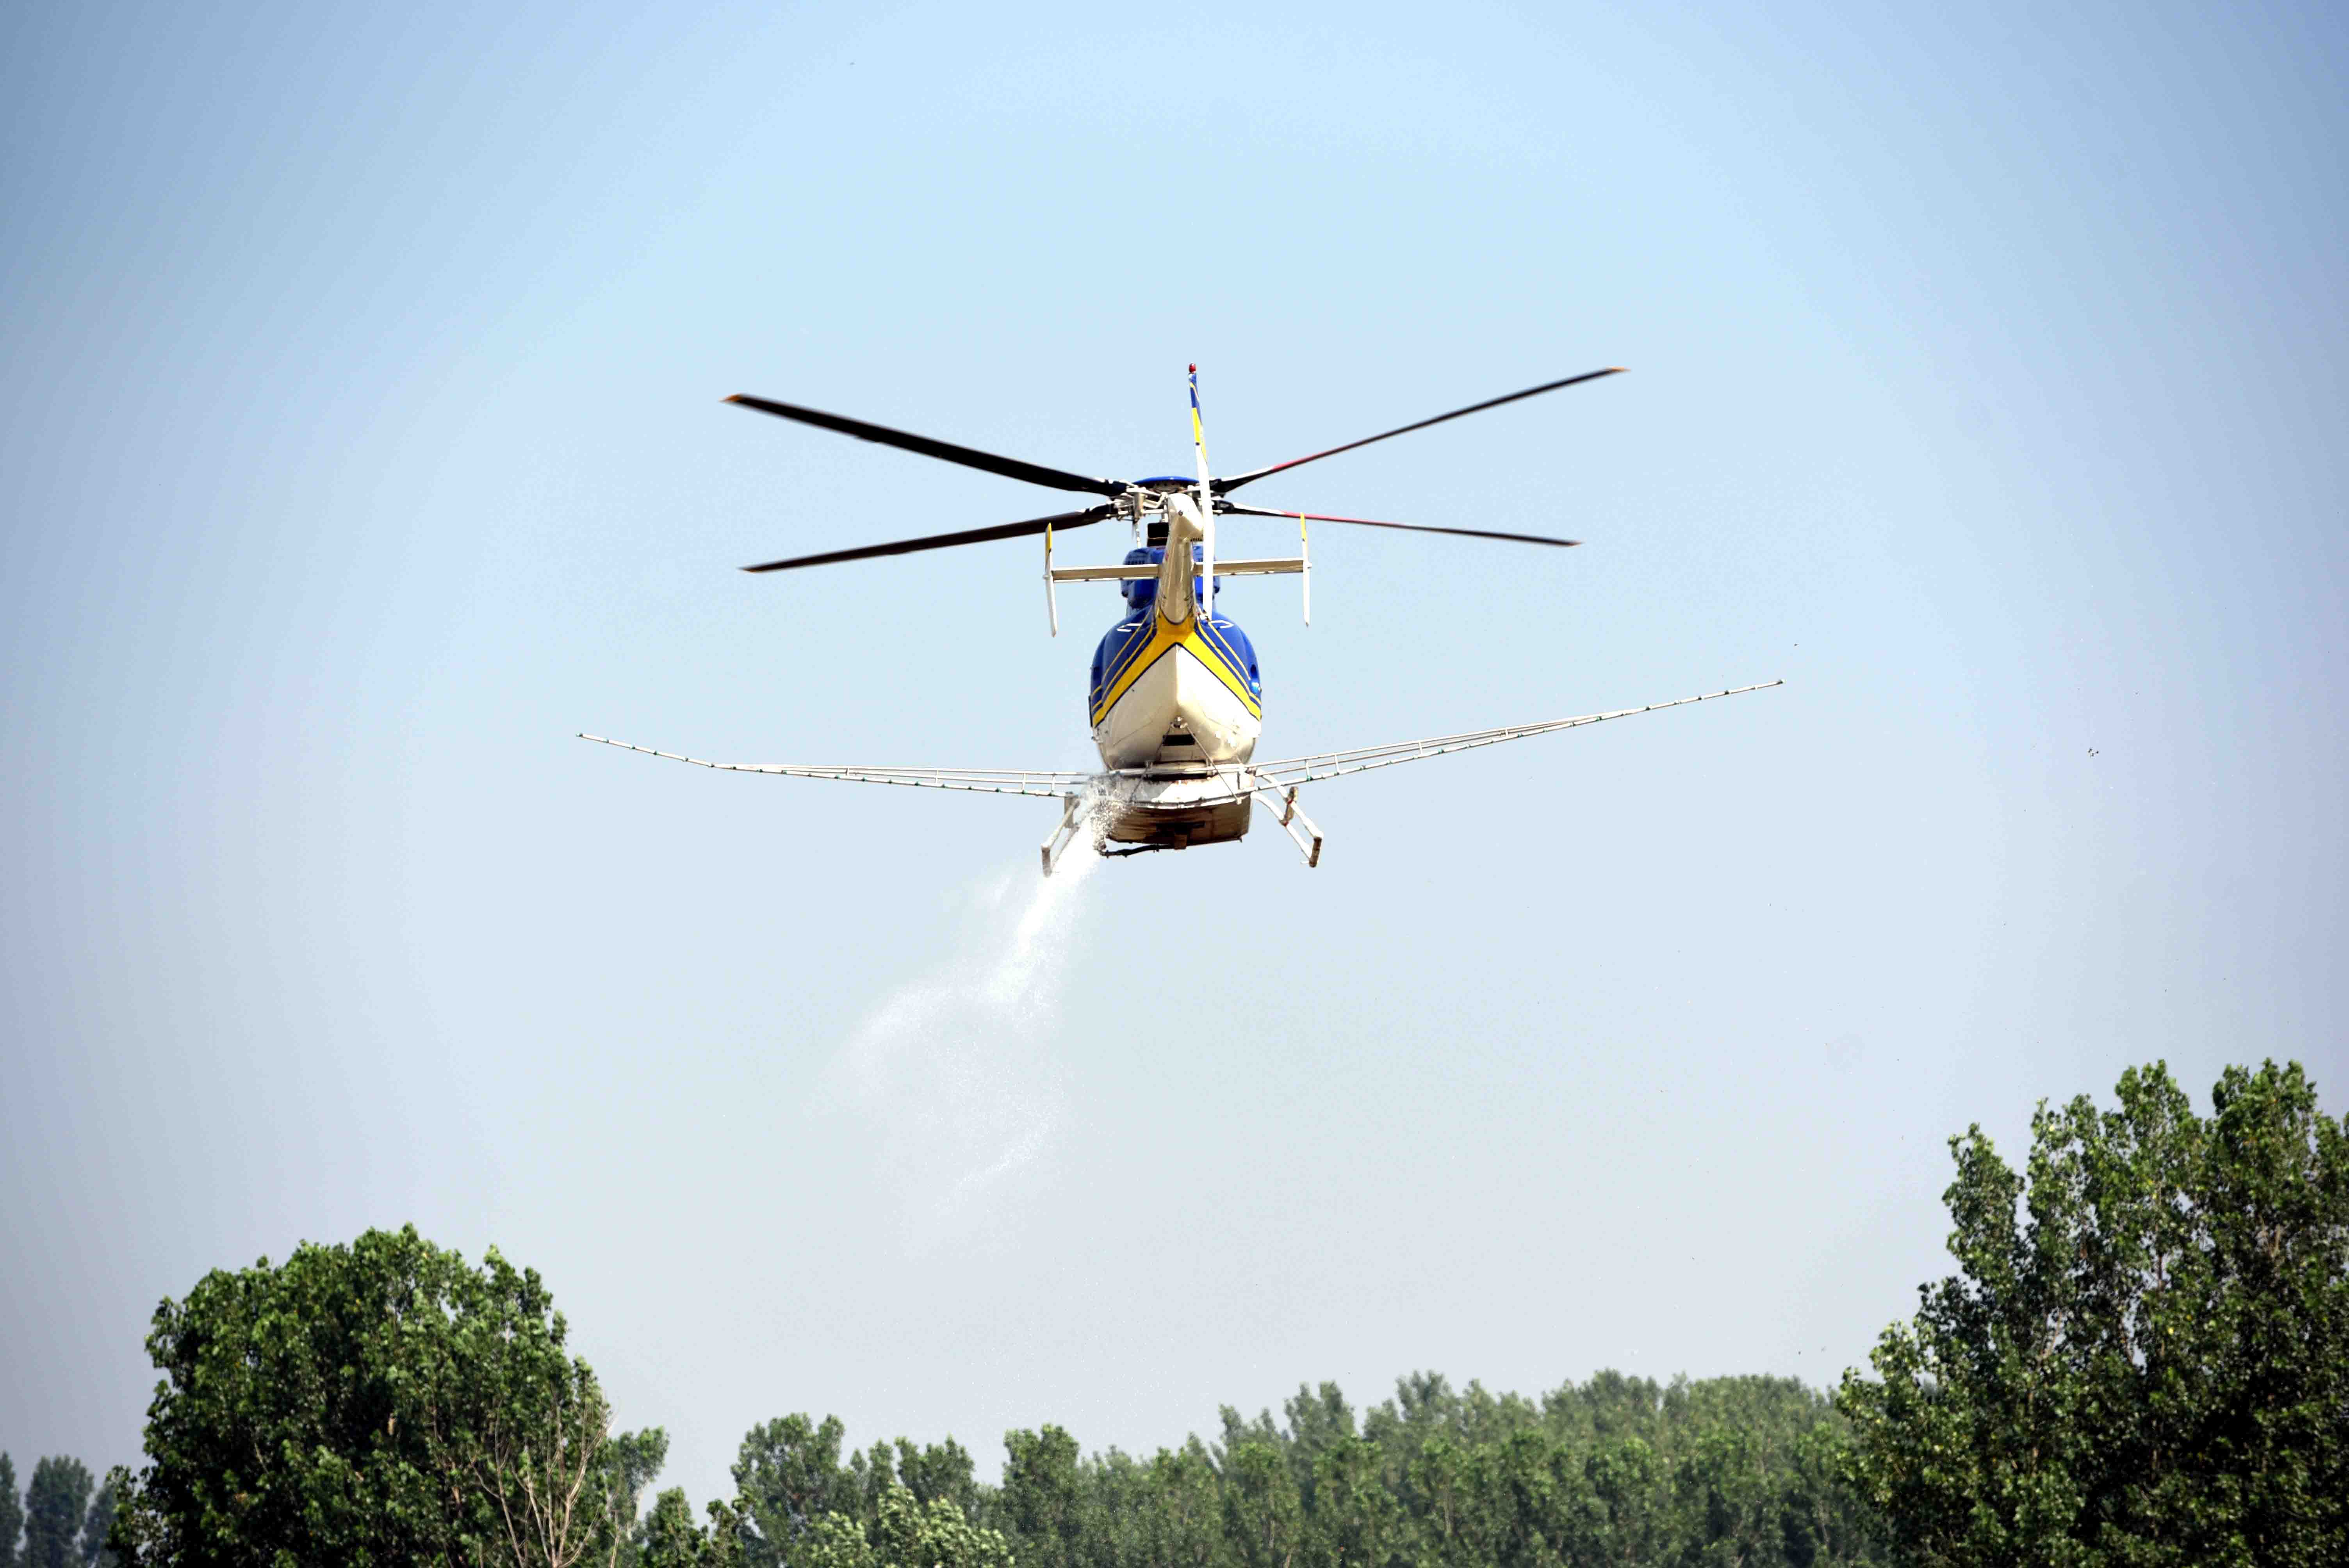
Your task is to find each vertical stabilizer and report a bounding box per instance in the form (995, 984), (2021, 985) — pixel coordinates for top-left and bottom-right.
(1158, 494), (1203, 626)
(1190, 365), (1214, 621)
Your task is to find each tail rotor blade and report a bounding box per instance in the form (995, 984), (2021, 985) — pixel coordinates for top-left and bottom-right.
(1218, 504), (1579, 549)
(1214, 367), (1625, 494)
(743, 505), (1116, 573)
(727, 395), (1127, 498)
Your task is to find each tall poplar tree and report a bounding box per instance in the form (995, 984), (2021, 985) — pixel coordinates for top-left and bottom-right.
(1840, 1059), (2349, 1566)
(22, 1459), (91, 1568)
(1, 1452), (21, 1568)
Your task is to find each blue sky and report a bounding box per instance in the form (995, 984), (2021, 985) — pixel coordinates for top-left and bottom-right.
(4, 0), (2343, 1511)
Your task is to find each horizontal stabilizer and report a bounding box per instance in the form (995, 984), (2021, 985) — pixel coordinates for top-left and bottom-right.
(1047, 556), (1306, 584)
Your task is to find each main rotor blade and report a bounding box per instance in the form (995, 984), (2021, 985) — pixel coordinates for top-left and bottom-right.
(1219, 504), (1579, 548)
(741, 505), (1115, 573)
(727, 395), (1127, 497)
(1213, 367), (1625, 494)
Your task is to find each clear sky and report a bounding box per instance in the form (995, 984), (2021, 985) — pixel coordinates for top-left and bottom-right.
(4, 0), (2343, 1513)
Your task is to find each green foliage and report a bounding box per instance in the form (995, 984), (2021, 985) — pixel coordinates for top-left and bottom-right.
(107, 1223), (666, 1568)
(1, 1453), (21, 1568)
(736, 1414), (854, 1564)
(71, 1062), (2327, 1566)
(794, 1482), (1012, 1568)
(894, 1436), (981, 1520)
(733, 1415), (983, 1568)
(24, 1457), (92, 1568)
(639, 1489), (749, 1568)
(603, 1431), (675, 1568)
(1000, 1427), (1084, 1568)
(734, 1373), (1876, 1568)
(0, 1456), (123, 1568)
(79, 1469), (119, 1566)
(1839, 1059), (2349, 1566)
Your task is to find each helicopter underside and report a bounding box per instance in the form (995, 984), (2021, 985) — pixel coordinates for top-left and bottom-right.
(1095, 769), (1256, 850)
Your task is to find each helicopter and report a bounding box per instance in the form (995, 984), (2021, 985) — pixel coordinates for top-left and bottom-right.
(582, 366), (1780, 873)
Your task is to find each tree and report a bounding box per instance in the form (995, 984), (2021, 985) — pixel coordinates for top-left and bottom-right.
(1840, 1059), (2349, 1566)
(23, 1459), (91, 1568)
(1132, 1440), (1227, 1568)
(457, 1252), (640, 1568)
(77, 1469), (118, 1567)
(721, 1372), (1879, 1568)
(639, 1489), (748, 1568)
(108, 1224), (663, 1568)
(1573, 1435), (1659, 1567)
(643, 1491), (711, 1567)
(795, 1482), (1010, 1568)
(603, 1431), (672, 1567)
(734, 1414), (852, 1566)
(1000, 1427), (1085, 1568)
(1278, 1387), (1356, 1518)
(1777, 1424), (1878, 1568)
(1298, 1436), (1399, 1568)
(892, 1435), (979, 1519)
(1220, 1441), (1300, 1568)
(2, 1453), (22, 1568)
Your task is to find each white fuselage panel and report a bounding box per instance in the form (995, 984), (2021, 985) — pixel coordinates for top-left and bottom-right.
(1093, 645), (1261, 771)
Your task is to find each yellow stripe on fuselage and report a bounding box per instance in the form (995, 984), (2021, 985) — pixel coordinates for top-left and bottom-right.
(1089, 613), (1261, 727)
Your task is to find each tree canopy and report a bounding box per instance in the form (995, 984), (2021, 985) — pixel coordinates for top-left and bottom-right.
(0, 1456), (18, 1568)
(0, 1454), (116, 1568)
(22, 1457), (93, 1568)
(107, 1224), (664, 1568)
(36, 1057), (2342, 1568)
(727, 1373), (1880, 1568)
(1839, 1058), (2349, 1566)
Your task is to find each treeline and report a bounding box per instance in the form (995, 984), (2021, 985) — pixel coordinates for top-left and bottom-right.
(82, 1058), (2349, 1566)
(0, 1454), (117, 1568)
(720, 1372), (1880, 1568)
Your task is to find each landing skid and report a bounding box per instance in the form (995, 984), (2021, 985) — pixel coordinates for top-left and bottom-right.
(1255, 785), (1324, 869)
(1040, 794), (1087, 876)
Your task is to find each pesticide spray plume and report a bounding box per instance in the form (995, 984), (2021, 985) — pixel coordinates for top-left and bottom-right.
(823, 824), (1106, 1249)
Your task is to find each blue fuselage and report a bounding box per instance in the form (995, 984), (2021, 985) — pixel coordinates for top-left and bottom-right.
(1086, 546), (1261, 715)
(1085, 545), (1264, 771)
